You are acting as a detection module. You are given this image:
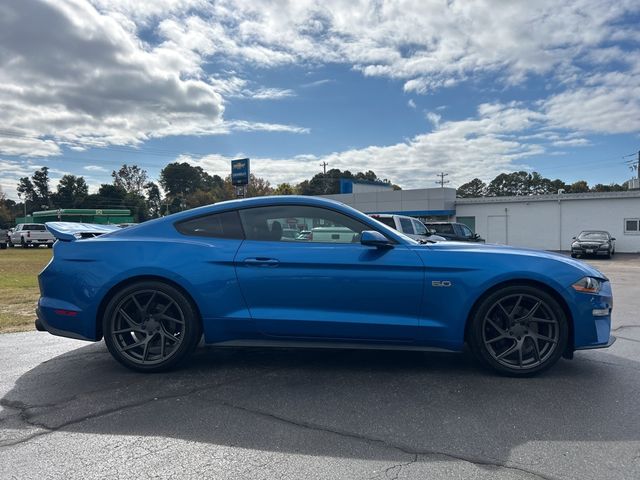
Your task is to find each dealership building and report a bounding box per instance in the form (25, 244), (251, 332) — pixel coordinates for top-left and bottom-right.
(324, 179), (640, 253)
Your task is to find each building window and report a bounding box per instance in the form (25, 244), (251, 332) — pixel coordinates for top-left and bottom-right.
(624, 218), (640, 234)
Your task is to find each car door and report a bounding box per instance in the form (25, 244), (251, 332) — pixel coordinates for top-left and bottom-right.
(234, 204), (425, 342)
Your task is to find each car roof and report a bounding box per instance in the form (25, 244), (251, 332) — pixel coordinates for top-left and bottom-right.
(579, 230), (610, 234)
(107, 195), (414, 245)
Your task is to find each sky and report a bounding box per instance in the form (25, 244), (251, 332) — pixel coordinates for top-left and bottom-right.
(0, 0), (639, 200)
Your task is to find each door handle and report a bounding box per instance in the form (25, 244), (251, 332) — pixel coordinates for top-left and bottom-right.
(243, 257), (280, 267)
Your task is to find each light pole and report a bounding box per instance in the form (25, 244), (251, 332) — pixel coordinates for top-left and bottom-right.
(557, 189), (565, 251)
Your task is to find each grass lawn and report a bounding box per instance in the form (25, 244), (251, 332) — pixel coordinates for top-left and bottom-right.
(0, 247), (52, 333)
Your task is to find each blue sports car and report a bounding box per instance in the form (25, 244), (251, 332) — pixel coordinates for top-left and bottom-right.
(37, 196), (614, 375)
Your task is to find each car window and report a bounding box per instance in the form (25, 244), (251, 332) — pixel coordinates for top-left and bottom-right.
(373, 216), (395, 228)
(429, 224), (454, 234)
(577, 232), (609, 241)
(412, 220), (428, 236)
(239, 205), (371, 243)
(399, 217), (414, 234)
(175, 210), (244, 239)
(459, 224), (474, 238)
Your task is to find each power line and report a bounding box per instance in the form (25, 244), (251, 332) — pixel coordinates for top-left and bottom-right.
(435, 172), (449, 188)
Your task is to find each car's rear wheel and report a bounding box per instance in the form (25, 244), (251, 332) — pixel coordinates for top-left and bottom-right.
(103, 281), (201, 372)
(468, 285), (568, 376)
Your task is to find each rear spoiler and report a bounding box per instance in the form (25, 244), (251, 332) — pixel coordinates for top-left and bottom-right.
(45, 222), (121, 242)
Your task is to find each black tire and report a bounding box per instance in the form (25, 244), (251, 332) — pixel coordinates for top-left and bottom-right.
(0, 243), (6, 250)
(47, 244), (53, 249)
(570, 253), (576, 258)
(20, 238), (27, 248)
(8, 241), (14, 248)
(103, 281), (202, 372)
(468, 285), (568, 376)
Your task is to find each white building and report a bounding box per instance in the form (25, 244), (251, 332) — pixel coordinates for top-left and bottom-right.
(323, 180), (640, 253)
(456, 191), (640, 252)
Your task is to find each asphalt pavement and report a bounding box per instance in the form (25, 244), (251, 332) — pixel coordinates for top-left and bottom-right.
(1, 254), (639, 479)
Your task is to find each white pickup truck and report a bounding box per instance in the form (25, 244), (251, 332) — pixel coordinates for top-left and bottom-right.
(369, 214), (446, 243)
(9, 223), (55, 248)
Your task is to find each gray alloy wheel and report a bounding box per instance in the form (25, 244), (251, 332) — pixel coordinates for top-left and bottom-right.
(469, 286), (568, 376)
(103, 281), (201, 372)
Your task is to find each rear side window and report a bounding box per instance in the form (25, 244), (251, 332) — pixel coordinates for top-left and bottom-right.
(429, 224), (454, 234)
(374, 217), (396, 228)
(413, 220), (428, 236)
(175, 211), (244, 239)
(26, 224), (46, 231)
(399, 217), (414, 234)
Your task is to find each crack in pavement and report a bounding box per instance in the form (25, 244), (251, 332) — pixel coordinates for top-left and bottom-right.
(616, 335), (640, 344)
(370, 454), (417, 480)
(612, 325), (640, 332)
(1, 371), (560, 480)
(208, 397), (560, 480)
(0, 368), (281, 448)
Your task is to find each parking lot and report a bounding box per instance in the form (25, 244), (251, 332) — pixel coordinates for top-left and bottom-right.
(1, 254), (639, 480)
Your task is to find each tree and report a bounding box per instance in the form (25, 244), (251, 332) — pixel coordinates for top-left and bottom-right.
(17, 177), (36, 203)
(32, 167), (51, 207)
(247, 174), (273, 197)
(185, 189), (218, 209)
(144, 182), (163, 218)
(568, 180), (589, 193)
(55, 175), (88, 208)
(274, 183), (297, 195)
(457, 178), (486, 198)
(112, 164), (148, 196)
(0, 187), (12, 228)
(160, 162), (214, 198)
(296, 168), (391, 195)
(548, 179), (569, 193)
(592, 183), (628, 192)
(486, 171), (530, 196)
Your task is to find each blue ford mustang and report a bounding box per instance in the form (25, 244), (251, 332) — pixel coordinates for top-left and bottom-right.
(37, 196), (614, 375)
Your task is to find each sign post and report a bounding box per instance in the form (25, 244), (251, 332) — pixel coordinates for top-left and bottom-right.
(231, 158), (250, 198)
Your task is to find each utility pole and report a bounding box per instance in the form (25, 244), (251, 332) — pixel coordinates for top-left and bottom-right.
(435, 172), (450, 188)
(320, 161), (329, 194)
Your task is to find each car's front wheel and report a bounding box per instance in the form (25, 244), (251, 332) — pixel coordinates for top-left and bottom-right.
(468, 285), (568, 376)
(103, 281), (202, 372)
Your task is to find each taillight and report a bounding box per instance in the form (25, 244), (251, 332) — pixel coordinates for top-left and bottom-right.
(27, 231), (30, 238)
(309, 232), (313, 241)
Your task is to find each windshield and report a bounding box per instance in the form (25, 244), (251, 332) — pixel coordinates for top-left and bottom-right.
(367, 216), (418, 245)
(577, 232), (609, 241)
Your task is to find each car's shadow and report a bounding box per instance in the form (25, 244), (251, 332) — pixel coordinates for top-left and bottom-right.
(2, 341), (639, 469)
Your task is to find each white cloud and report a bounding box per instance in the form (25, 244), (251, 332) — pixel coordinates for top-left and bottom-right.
(84, 165), (108, 172)
(407, 99), (416, 109)
(425, 112), (441, 127)
(0, 0), (226, 157)
(185, 103), (547, 189)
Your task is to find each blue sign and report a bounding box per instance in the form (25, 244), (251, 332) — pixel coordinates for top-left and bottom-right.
(231, 158), (250, 186)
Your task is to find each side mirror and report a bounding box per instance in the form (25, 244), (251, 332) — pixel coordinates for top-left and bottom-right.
(360, 230), (393, 248)
(611, 237), (616, 241)
(473, 233), (480, 239)
(572, 236), (576, 240)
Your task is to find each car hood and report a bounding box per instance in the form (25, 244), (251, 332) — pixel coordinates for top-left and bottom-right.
(416, 241), (607, 280)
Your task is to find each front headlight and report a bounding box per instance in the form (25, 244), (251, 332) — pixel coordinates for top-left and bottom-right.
(598, 243), (610, 249)
(572, 277), (602, 293)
